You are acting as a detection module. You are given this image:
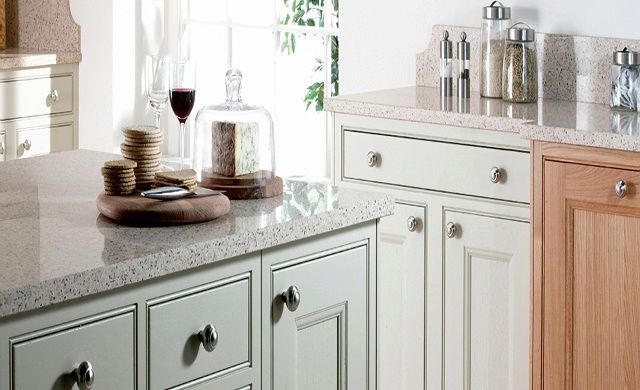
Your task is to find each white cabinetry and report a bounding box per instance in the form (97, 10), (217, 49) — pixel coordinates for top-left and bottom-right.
(334, 113), (530, 390)
(0, 64), (78, 160)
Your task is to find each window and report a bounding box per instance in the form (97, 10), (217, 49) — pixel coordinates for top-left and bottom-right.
(179, 0), (339, 178)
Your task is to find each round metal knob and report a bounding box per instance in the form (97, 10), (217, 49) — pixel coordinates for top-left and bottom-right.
(198, 324), (219, 352)
(281, 285), (301, 312)
(366, 151), (378, 167)
(490, 167), (502, 183)
(49, 89), (59, 103)
(22, 139), (31, 151)
(446, 222), (457, 238)
(0, 141), (4, 155)
(407, 216), (418, 232)
(72, 361), (95, 390)
(615, 180), (627, 198)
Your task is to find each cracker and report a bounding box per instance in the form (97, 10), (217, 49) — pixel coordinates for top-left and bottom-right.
(120, 143), (160, 152)
(155, 169), (197, 183)
(104, 159), (137, 169)
(122, 151), (162, 160)
(101, 168), (135, 177)
(122, 125), (161, 137)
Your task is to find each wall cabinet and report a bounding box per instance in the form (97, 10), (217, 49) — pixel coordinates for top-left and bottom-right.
(334, 114), (530, 389)
(532, 142), (640, 389)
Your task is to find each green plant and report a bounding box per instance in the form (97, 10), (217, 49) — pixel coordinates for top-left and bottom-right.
(280, 0), (339, 112)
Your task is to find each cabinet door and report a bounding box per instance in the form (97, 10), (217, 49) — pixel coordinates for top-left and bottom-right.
(541, 161), (640, 389)
(378, 203), (426, 390)
(443, 210), (529, 390)
(271, 245), (368, 390)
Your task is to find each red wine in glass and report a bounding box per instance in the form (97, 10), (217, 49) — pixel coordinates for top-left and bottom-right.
(170, 88), (196, 123)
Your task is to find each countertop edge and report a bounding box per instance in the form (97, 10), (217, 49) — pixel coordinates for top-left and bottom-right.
(0, 51), (82, 70)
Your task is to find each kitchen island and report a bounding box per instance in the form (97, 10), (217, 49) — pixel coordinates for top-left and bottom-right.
(0, 150), (392, 389)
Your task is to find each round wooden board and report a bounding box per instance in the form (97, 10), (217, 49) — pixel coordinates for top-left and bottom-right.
(200, 170), (283, 200)
(96, 192), (231, 227)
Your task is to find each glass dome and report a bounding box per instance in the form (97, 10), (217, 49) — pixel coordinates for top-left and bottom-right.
(194, 69), (276, 187)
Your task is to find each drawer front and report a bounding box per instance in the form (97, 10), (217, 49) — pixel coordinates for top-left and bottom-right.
(148, 275), (251, 389)
(16, 124), (74, 158)
(12, 309), (135, 389)
(343, 130), (530, 203)
(0, 75), (73, 120)
(0, 132), (4, 162)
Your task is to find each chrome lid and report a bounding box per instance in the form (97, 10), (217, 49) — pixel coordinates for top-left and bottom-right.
(507, 22), (535, 42)
(483, 1), (511, 20)
(613, 48), (640, 66)
(440, 30), (453, 59)
(457, 32), (470, 60)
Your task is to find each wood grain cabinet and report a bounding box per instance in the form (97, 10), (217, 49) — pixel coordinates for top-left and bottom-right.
(532, 142), (640, 389)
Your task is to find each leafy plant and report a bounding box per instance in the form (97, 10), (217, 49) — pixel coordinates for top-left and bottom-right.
(280, 0), (339, 112)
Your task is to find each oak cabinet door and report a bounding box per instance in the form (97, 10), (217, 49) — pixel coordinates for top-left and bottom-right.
(378, 203), (426, 390)
(443, 210), (529, 390)
(271, 245), (368, 390)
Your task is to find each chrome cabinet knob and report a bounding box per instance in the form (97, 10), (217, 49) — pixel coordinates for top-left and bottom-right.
(72, 361), (95, 390)
(446, 222), (457, 238)
(198, 323), (219, 352)
(407, 216), (418, 232)
(366, 151), (378, 167)
(281, 285), (301, 312)
(0, 141), (4, 155)
(615, 180), (627, 198)
(22, 139), (31, 151)
(490, 167), (502, 183)
(49, 89), (59, 103)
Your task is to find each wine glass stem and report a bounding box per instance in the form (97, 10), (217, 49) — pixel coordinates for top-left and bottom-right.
(179, 122), (185, 169)
(155, 112), (161, 129)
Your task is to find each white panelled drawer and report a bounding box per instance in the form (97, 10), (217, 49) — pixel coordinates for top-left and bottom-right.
(16, 124), (74, 158)
(342, 129), (530, 203)
(0, 75), (73, 120)
(147, 274), (251, 389)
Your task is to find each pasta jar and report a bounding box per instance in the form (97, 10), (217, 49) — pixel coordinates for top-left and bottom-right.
(502, 22), (537, 103)
(610, 48), (640, 111)
(480, 1), (511, 98)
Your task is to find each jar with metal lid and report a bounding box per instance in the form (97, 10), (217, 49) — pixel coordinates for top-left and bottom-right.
(610, 48), (640, 111)
(502, 22), (537, 103)
(480, 1), (511, 98)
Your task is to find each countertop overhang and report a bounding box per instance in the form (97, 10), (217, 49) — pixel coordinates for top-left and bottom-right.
(326, 86), (640, 153)
(0, 150), (393, 318)
(0, 48), (81, 69)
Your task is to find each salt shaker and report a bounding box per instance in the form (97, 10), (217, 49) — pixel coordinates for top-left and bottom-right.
(440, 30), (453, 97)
(610, 48), (639, 111)
(458, 32), (471, 100)
(481, 1), (511, 98)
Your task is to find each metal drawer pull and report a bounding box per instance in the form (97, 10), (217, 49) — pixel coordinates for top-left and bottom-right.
(446, 222), (458, 238)
(22, 139), (32, 151)
(72, 361), (95, 390)
(366, 151), (378, 167)
(615, 180), (627, 198)
(198, 323), (219, 352)
(49, 89), (60, 103)
(490, 167), (502, 183)
(0, 141), (4, 155)
(281, 285), (301, 312)
(407, 216), (418, 232)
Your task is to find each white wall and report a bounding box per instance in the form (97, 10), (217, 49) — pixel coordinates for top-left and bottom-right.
(341, 0), (640, 95)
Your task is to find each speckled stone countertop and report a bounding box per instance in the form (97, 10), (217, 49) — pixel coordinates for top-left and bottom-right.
(0, 48), (81, 69)
(326, 86), (640, 153)
(0, 150), (393, 318)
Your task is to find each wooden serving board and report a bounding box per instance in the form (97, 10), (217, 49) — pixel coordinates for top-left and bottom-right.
(200, 169), (283, 200)
(97, 192), (230, 227)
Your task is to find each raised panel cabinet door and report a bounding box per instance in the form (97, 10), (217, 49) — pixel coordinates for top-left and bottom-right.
(541, 161), (640, 389)
(443, 211), (529, 390)
(271, 245), (369, 390)
(378, 203), (426, 390)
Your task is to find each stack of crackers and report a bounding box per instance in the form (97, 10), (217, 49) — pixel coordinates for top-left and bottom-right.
(155, 169), (197, 191)
(101, 160), (137, 196)
(121, 126), (163, 190)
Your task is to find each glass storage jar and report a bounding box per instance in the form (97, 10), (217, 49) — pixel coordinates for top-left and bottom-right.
(480, 1), (511, 98)
(193, 69), (276, 185)
(502, 22), (537, 103)
(610, 48), (640, 111)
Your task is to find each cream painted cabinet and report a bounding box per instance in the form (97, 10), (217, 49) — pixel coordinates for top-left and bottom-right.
(334, 113), (530, 390)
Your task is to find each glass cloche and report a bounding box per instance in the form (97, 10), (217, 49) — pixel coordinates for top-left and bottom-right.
(194, 69), (280, 198)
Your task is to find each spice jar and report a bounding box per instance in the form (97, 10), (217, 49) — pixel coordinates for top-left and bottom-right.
(480, 1), (511, 98)
(610, 48), (639, 111)
(502, 23), (537, 103)
(440, 30), (453, 97)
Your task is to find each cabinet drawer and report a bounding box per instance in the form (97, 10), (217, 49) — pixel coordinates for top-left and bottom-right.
(17, 124), (74, 158)
(0, 75), (73, 120)
(11, 308), (135, 389)
(342, 130), (530, 203)
(148, 274), (251, 389)
(0, 132), (4, 162)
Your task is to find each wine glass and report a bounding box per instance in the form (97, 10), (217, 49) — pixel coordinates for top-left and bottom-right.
(145, 55), (170, 128)
(170, 60), (196, 168)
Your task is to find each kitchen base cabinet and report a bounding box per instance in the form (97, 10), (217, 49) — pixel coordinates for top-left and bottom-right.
(532, 142), (640, 389)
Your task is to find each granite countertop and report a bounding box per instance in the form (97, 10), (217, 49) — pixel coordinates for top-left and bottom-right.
(0, 48), (81, 69)
(326, 86), (640, 153)
(0, 150), (393, 318)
